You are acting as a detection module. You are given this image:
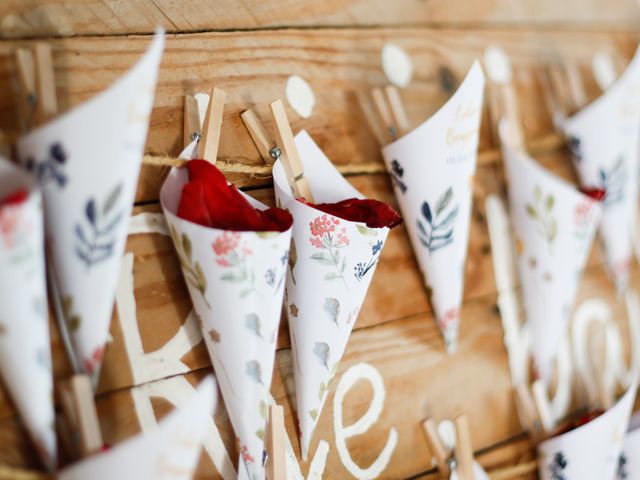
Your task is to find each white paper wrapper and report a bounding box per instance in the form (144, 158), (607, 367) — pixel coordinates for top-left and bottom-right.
(273, 130), (392, 458)
(538, 381), (637, 480)
(0, 160), (55, 470)
(450, 461), (489, 480)
(619, 425), (640, 479)
(500, 121), (602, 382)
(563, 46), (640, 293)
(160, 166), (292, 479)
(15, 31), (165, 382)
(59, 375), (216, 480)
(381, 62), (485, 352)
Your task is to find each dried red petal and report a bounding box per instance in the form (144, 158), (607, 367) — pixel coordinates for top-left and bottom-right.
(177, 160), (292, 232)
(580, 187), (606, 202)
(0, 189), (28, 207)
(300, 197), (402, 229)
(552, 409), (604, 437)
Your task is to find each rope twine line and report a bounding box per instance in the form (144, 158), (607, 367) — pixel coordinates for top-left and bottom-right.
(141, 133), (565, 178)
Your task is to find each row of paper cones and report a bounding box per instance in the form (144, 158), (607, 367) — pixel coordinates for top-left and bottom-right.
(2, 24), (640, 480)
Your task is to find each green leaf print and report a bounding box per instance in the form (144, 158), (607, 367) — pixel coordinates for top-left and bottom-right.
(525, 186), (558, 248)
(170, 224), (211, 309)
(309, 409), (318, 421)
(246, 360), (264, 385)
(313, 342), (330, 370)
(62, 296), (82, 332)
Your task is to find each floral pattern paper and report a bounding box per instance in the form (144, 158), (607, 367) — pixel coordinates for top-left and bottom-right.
(381, 61), (485, 352)
(563, 46), (640, 293)
(500, 120), (602, 382)
(160, 166), (292, 480)
(538, 381), (637, 480)
(0, 159), (55, 470)
(272, 130), (392, 459)
(59, 376), (216, 480)
(618, 425), (640, 479)
(15, 31), (165, 383)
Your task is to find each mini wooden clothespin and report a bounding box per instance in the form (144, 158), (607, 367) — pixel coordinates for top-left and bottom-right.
(265, 404), (286, 480)
(384, 85), (410, 137)
(14, 41), (104, 460)
(59, 375), (104, 458)
(592, 51), (619, 93)
(421, 417), (452, 477)
(454, 414), (475, 480)
(269, 99), (314, 201)
(240, 108), (281, 165)
(483, 46), (524, 152)
(197, 87), (226, 163)
(371, 87), (398, 143)
(15, 43), (57, 130)
(531, 380), (555, 436)
(422, 415), (477, 480)
(513, 383), (543, 443)
(563, 61), (588, 112)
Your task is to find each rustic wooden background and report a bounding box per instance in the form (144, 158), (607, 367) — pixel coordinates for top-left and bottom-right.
(1, 1), (640, 479)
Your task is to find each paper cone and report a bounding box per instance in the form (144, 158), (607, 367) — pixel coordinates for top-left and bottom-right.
(450, 462), (489, 480)
(15, 31), (165, 382)
(620, 422), (640, 479)
(59, 375), (216, 480)
(563, 46), (640, 293)
(381, 61), (485, 352)
(538, 381), (637, 480)
(272, 130), (393, 459)
(0, 159), (55, 470)
(160, 166), (292, 480)
(500, 121), (602, 382)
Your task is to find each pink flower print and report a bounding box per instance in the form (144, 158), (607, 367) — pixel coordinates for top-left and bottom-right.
(213, 232), (240, 256)
(0, 205), (23, 248)
(241, 445), (254, 463)
(308, 214), (349, 287)
(83, 345), (105, 375)
(439, 307), (459, 331)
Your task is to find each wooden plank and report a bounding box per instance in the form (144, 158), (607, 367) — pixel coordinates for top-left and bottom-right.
(0, 0), (639, 38)
(0, 260), (636, 478)
(0, 29), (635, 201)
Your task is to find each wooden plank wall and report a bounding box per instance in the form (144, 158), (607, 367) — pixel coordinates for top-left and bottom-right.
(0, 2), (639, 479)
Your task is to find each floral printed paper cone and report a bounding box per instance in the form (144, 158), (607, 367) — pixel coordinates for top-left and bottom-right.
(15, 31), (164, 384)
(273, 131), (393, 459)
(538, 381), (637, 480)
(500, 120), (602, 382)
(59, 375), (216, 480)
(563, 46), (640, 293)
(0, 159), (55, 470)
(160, 166), (292, 480)
(619, 423), (640, 479)
(381, 61), (485, 353)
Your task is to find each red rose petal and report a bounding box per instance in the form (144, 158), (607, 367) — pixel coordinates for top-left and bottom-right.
(177, 160), (292, 232)
(300, 197), (402, 229)
(579, 187), (606, 202)
(0, 189), (28, 208)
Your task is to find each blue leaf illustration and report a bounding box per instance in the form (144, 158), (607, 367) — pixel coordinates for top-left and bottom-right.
(313, 342), (330, 370)
(85, 199), (96, 226)
(323, 298), (340, 325)
(421, 201), (432, 224)
(245, 314), (263, 338)
(246, 360), (264, 384)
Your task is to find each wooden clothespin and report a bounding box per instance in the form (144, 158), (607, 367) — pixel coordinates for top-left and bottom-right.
(241, 108), (281, 165)
(355, 90), (387, 146)
(513, 383), (543, 443)
(421, 418), (451, 478)
(371, 87), (398, 143)
(563, 61), (588, 111)
(15, 43), (57, 130)
(454, 414), (475, 480)
(265, 404), (286, 480)
(592, 51), (619, 93)
(384, 86), (410, 137)
(269, 99), (314, 201)
(59, 375), (104, 458)
(531, 380), (554, 436)
(197, 87), (226, 163)
(183, 95), (202, 149)
(483, 46), (524, 152)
